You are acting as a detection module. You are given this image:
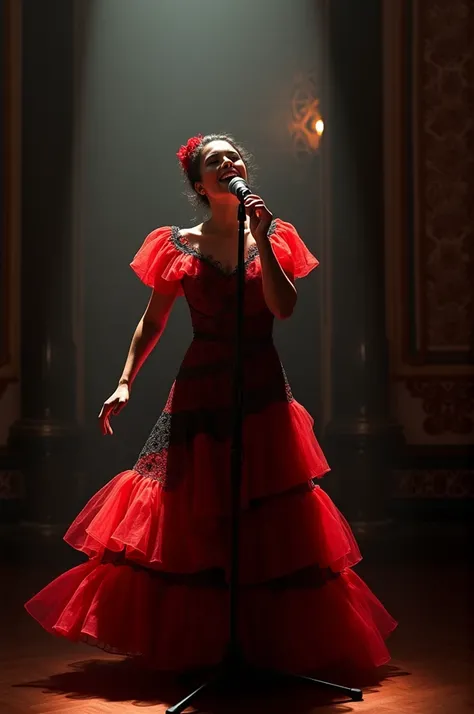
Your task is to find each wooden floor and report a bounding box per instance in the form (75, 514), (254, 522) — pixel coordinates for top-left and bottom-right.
(0, 523), (472, 714)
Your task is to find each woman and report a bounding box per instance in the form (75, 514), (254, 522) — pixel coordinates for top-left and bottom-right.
(25, 133), (396, 675)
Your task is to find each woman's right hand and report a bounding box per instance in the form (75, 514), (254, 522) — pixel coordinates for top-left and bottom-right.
(98, 384), (130, 435)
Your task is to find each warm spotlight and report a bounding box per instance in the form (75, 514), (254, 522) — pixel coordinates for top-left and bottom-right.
(315, 119), (324, 136)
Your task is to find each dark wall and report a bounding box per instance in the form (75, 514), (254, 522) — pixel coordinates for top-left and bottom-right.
(21, 0), (76, 422)
(327, 0), (386, 421)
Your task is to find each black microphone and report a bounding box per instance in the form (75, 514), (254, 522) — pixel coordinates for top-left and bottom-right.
(228, 176), (252, 202)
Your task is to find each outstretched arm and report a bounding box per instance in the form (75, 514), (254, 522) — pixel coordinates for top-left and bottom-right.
(118, 289), (177, 389)
(98, 289), (177, 435)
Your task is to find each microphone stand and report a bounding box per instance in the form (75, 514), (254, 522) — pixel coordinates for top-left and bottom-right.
(166, 200), (363, 714)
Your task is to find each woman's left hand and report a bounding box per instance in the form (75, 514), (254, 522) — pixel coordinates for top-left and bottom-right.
(244, 194), (273, 241)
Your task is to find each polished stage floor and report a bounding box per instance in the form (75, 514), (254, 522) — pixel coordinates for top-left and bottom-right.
(0, 520), (472, 714)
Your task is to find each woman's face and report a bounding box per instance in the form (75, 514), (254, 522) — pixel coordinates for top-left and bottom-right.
(196, 140), (248, 204)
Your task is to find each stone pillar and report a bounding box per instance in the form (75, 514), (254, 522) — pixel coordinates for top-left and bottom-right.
(8, 0), (79, 529)
(323, 0), (404, 530)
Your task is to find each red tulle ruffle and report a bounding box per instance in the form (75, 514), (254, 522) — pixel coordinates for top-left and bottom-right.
(129, 219), (319, 296)
(66, 399), (329, 547)
(268, 219), (319, 278)
(25, 559), (396, 673)
(64, 464), (357, 582)
(130, 226), (198, 295)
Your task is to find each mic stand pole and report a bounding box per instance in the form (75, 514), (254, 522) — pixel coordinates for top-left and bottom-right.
(166, 203), (363, 714)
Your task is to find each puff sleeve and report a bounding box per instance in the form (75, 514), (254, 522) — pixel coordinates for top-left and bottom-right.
(130, 226), (189, 296)
(270, 219), (319, 278)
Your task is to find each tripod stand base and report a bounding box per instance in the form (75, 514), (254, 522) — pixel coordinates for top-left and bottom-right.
(166, 656), (363, 713)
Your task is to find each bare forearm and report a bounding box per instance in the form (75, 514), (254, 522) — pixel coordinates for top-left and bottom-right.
(118, 318), (165, 388)
(257, 237), (297, 319)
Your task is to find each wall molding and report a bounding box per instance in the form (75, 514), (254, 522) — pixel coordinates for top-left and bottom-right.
(383, 0), (474, 379)
(384, 0), (474, 459)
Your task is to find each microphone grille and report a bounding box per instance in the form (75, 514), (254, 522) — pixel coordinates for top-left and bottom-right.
(228, 176), (248, 197)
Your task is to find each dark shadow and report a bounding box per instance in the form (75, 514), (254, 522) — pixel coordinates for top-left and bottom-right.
(14, 656), (408, 713)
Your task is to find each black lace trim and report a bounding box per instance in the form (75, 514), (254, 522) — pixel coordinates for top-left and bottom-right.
(133, 380), (294, 486)
(170, 220), (277, 276)
(135, 377), (293, 450)
(101, 550), (229, 586)
(100, 548), (341, 590)
(265, 564), (341, 590)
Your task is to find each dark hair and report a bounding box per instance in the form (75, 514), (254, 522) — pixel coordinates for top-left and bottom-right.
(180, 133), (256, 209)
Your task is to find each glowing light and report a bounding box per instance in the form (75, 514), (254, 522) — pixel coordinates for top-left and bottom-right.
(289, 73), (324, 156)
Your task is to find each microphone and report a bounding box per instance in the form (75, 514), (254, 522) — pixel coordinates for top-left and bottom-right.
(228, 176), (252, 202)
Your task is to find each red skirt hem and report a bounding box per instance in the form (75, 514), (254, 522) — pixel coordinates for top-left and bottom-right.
(25, 559), (397, 674)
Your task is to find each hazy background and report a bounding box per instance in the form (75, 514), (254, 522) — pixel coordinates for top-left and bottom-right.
(73, 0), (326, 482)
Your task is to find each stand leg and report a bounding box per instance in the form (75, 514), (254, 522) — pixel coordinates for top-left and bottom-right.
(166, 679), (213, 714)
(291, 673), (363, 701)
(166, 666), (363, 712)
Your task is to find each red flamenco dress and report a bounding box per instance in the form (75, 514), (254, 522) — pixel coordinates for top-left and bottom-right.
(25, 219), (397, 673)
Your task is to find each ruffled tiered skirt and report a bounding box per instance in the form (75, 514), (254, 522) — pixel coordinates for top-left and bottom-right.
(25, 339), (397, 673)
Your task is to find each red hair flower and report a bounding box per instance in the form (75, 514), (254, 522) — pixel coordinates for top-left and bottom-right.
(176, 134), (203, 172)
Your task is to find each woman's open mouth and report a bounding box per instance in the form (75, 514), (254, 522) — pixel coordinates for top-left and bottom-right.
(218, 169), (240, 183)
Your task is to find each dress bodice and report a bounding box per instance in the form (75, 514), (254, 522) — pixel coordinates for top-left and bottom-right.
(130, 217), (319, 343)
(169, 224), (276, 342)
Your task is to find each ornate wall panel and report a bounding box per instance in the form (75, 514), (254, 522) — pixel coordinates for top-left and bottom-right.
(384, 0), (474, 496)
(393, 468), (474, 498)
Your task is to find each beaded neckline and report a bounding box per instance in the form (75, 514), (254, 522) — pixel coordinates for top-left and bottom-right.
(170, 220), (277, 277)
